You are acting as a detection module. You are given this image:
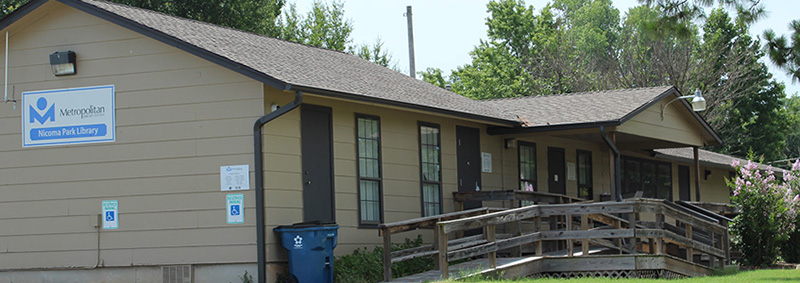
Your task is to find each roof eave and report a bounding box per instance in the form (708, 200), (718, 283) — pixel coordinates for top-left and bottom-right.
(291, 85), (520, 127)
(0, 0), (49, 31)
(487, 120), (621, 136)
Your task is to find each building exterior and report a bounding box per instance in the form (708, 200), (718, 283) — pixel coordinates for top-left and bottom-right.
(0, 1), (743, 282)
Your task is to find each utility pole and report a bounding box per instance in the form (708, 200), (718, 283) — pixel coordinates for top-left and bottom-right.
(405, 6), (416, 78)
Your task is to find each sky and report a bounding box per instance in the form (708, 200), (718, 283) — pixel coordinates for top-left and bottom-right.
(290, 0), (799, 96)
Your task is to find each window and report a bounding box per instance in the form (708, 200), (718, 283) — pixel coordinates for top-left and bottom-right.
(577, 150), (593, 200)
(518, 142), (536, 206)
(356, 115), (382, 225)
(419, 123), (442, 216)
(621, 157), (672, 200)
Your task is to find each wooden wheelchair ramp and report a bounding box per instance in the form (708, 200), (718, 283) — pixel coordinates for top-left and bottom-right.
(379, 197), (728, 282)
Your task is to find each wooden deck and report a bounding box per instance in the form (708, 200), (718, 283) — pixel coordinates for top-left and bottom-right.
(378, 195), (731, 282)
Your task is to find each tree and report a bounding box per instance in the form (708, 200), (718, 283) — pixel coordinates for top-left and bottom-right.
(693, 9), (790, 161)
(276, 1), (394, 67)
(107, 0), (286, 36)
(350, 38), (395, 69)
(637, 0), (764, 37)
(764, 20), (800, 82)
(612, 5), (698, 90)
(0, 0), (286, 36)
(785, 96), (800, 160)
(421, 0), (623, 98)
(0, 0), (26, 16)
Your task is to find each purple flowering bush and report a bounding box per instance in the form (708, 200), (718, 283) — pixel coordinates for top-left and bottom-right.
(729, 159), (800, 265)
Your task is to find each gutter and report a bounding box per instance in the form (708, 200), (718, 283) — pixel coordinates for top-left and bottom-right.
(600, 126), (622, 202)
(486, 120), (620, 135)
(253, 90), (303, 283)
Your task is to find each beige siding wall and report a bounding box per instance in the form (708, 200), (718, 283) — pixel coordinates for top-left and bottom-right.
(617, 97), (707, 147)
(0, 3), (265, 269)
(260, 90), (510, 260)
(501, 135), (614, 200)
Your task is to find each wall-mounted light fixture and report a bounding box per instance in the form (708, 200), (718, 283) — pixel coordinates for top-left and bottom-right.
(504, 138), (516, 149)
(49, 51), (76, 76)
(661, 89), (706, 120)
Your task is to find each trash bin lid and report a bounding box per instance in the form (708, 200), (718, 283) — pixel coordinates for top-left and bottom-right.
(274, 221), (339, 232)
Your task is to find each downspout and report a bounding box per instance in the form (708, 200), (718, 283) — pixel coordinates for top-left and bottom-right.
(254, 90), (303, 283)
(600, 126), (622, 202)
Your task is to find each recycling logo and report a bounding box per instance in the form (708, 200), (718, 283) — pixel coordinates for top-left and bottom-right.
(293, 235), (303, 249)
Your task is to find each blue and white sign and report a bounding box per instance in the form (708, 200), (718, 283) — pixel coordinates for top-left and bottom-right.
(102, 200), (119, 229)
(226, 193), (244, 224)
(22, 85), (115, 147)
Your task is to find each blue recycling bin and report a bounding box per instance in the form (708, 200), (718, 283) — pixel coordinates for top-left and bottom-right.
(274, 222), (339, 283)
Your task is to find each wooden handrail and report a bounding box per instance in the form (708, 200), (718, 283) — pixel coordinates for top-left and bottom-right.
(379, 207), (504, 281)
(379, 207), (503, 235)
(431, 199), (729, 279)
(438, 201), (635, 234)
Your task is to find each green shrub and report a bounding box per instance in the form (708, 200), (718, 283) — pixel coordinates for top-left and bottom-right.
(334, 235), (434, 283)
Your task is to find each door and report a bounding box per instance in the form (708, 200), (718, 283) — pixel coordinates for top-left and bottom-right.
(301, 105), (335, 223)
(547, 147), (566, 195)
(679, 165), (691, 201)
(456, 126), (482, 210)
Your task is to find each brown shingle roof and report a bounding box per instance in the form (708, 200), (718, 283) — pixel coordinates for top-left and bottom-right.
(478, 86), (675, 127)
(66, 0), (514, 124)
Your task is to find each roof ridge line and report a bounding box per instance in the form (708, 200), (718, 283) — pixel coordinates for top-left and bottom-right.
(479, 85), (674, 102)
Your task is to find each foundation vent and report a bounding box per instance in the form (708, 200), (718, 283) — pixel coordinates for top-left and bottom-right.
(162, 265), (193, 283)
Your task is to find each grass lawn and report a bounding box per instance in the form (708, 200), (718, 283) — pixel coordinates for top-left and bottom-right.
(436, 269), (800, 283)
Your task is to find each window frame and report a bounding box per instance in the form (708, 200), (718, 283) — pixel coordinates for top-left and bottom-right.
(621, 156), (673, 200)
(418, 122), (443, 217)
(577, 150), (593, 200)
(355, 114), (383, 227)
(518, 141), (537, 191)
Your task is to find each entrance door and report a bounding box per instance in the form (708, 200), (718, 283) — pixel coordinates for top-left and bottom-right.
(679, 165), (691, 201)
(547, 147), (566, 195)
(456, 126), (482, 210)
(301, 105), (335, 223)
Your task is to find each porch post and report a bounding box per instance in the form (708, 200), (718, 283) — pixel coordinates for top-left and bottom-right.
(693, 146), (700, 201)
(600, 127), (621, 202)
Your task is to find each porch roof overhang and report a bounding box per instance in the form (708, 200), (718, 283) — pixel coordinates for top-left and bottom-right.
(485, 86), (723, 150)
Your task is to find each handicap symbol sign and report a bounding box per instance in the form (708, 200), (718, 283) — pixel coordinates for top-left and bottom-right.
(105, 211), (115, 221)
(230, 205), (240, 216)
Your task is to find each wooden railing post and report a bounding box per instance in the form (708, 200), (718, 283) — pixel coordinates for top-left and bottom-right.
(722, 219), (731, 265)
(381, 227), (393, 282)
(535, 216), (543, 256)
(581, 214), (589, 255)
(710, 231), (717, 268)
(654, 213), (664, 255)
(486, 224), (496, 268)
(566, 214), (574, 256)
(433, 223), (440, 269)
(628, 211), (637, 254)
(613, 219), (622, 254)
(685, 224), (693, 262)
(437, 225), (449, 279)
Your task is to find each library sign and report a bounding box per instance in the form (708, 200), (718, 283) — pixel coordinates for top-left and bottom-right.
(22, 85), (115, 147)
